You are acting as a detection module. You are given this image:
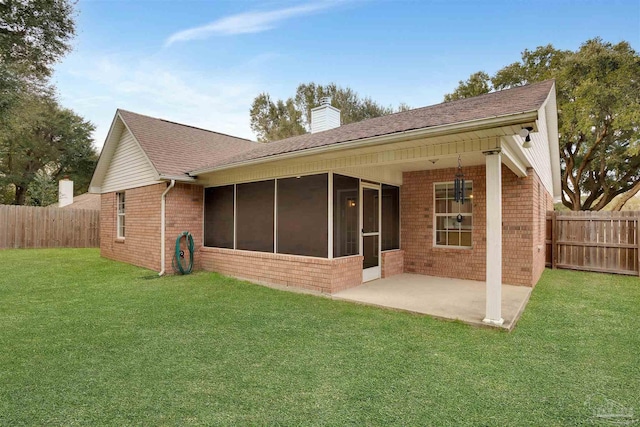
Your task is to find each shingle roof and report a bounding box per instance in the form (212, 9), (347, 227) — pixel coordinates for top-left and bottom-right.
(117, 110), (258, 177)
(193, 80), (555, 172)
(117, 80), (553, 176)
(58, 193), (101, 210)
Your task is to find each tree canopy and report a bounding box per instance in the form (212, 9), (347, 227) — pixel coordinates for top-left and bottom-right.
(0, 92), (96, 205)
(0, 0), (97, 205)
(444, 71), (492, 102)
(444, 39), (640, 211)
(0, 0), (76, 79)
(0, 0), (76, 116)
(250, 82), (409, 142)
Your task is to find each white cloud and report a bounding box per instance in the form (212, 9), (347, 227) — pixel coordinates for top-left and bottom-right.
(165, 2), (336, 46)
(56, 53), (273, 149)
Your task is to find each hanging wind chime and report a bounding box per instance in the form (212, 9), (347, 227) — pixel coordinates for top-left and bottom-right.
(454, 155), (465, 223)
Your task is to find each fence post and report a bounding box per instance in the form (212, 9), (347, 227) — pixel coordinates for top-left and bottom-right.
(636, 217), (640, 277)
(551, 211), (557, 269)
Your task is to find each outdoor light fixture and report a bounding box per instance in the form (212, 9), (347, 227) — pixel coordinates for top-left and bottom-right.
(519, 127), (534, 149)
(348, 199), (356, 208)
(454, 155), (465, 205)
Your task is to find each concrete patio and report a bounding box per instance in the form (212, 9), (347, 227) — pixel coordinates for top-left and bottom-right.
(333, 274), (532, 330)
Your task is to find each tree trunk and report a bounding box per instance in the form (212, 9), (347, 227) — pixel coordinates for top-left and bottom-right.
(14, 185), (26, 205)
(611, 181), (640, 211)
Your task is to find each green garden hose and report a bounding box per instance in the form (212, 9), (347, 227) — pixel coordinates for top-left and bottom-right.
(172, 231), (194, 275)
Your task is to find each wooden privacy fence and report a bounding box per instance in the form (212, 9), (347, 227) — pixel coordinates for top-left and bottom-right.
(546, 211), (639, 276)
(0, 205), (100, 249)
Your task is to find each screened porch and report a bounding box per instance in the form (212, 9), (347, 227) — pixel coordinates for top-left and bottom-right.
(203, 172), (401, 283)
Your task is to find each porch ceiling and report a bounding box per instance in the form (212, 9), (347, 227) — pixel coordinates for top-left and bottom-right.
(351, 152), (488, 175)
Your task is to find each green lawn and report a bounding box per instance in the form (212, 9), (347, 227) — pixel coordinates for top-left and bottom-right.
(0, 249), (637, 426)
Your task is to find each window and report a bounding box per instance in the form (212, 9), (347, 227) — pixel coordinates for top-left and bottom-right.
(381, 184), (400, 250)
(434, 182), (472, 248)
(116, 192), (125, 239)
(277, 174), (328, 257)
(236, 180), (275, 252)
(204, 185), (234, 248)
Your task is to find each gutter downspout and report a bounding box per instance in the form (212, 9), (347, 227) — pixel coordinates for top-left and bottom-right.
(159, 180), (176, 276)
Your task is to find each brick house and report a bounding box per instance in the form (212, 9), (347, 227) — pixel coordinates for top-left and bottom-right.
(89, 80), (561, 325)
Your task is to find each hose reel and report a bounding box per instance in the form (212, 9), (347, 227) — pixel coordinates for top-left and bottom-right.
(172, 231), (194, 275)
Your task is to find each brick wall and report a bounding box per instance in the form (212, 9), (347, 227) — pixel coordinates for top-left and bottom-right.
(200, 247), (363, 294)
(381, 250), (404, 278)
(101, 181), (363, 291)
(101, 184), (164, 271)
(101, 165), (552, 289)
(401, 165), (551, 287)
(502, 167), (552, 286)
(502, 166), (534, 285)
(164, 183), (203, 272)
(402, 166), (487, 282)
(100, 182), (203, 273)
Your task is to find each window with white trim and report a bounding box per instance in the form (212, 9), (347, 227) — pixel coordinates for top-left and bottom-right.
(434, 182), (472, 248)
(117, 192), (125, 239)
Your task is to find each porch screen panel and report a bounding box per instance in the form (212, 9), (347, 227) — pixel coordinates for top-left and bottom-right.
(333, 174), (359, 257)
(277, 174), (328, 258)
(381, 184), (400, 250)
(236, 180), (275, 252)
(204, 185), (234, 248)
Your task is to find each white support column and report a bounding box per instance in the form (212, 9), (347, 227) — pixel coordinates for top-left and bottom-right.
(484, 150), (504, 325)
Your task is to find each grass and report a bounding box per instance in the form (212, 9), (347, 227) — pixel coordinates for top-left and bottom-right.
(0, 249), (638, 426)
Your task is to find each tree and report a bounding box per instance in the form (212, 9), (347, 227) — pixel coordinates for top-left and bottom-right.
(444, 39), (640, 211)
(444, 71), (492, 101)
(609, 182), (640, 211)
(250, 82), (407, 142)
(0, 0), (76, 79)
(0, 0), (76, 119)
(250, 93), (306, 142)
(0, 92), (96, 205)
(25, 170), (58, 206)
(0, 0), (95, 205)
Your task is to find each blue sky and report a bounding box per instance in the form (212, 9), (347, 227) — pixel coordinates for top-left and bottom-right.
(52, 0), (640, 149)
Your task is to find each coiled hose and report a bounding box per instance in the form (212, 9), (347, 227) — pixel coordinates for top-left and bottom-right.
(172, 231), (194, 275)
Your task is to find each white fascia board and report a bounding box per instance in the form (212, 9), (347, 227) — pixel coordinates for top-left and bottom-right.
(542, 85), (562, 200)
(189, 110), (540, 176)
(500, 138), (529, 177)
(88, 112), (123, 193)
(89, 110), (163, 193)
(158, 174), (196, 182)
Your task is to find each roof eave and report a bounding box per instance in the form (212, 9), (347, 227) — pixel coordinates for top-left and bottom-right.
(89, 109), (165, 193)
(159, 174), (196, 182)
(88, 111), (124, 193)
(189, 109), (540, 176)
(543, 84), (562, 201)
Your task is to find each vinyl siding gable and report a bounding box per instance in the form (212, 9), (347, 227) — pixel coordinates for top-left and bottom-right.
(102, 127), (160, 193)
